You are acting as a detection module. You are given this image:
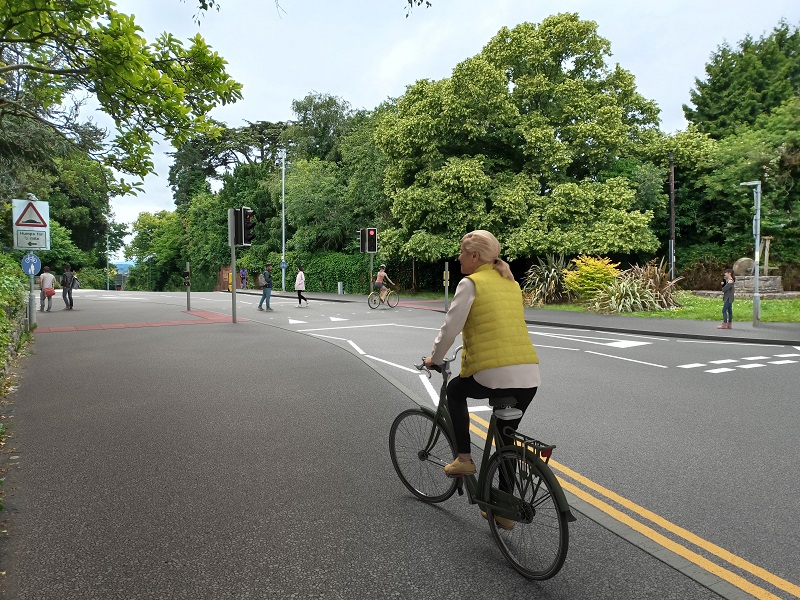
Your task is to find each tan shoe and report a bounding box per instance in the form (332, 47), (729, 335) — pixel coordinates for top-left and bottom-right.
(481, 510), (516, 531)
(444, 458), (476, 476)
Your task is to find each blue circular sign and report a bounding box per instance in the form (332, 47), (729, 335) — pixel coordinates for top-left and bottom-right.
(21, 253), (41, 276)
(280, 260), (287, 270)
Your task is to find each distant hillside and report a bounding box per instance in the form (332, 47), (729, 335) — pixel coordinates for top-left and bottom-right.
(111, 262), (134, 274)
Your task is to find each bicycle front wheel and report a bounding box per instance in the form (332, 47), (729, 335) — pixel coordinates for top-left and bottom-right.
(389, 409), (457, 503)
(368, 292), (380, 309)
(386, 290), (399, 308)
(484, 449), (569, 580)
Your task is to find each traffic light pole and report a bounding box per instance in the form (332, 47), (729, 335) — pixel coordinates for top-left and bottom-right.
(228, 208), (237, 323)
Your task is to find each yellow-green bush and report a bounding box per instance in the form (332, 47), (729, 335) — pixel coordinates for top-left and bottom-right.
(563, 256), (620, 300)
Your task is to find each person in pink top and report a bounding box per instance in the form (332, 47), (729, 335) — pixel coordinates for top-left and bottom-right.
(294, 265), (308, 307)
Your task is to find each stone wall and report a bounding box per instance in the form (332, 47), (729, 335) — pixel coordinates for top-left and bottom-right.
(734, 276), (784, 293)
(1, 306), (28, 383)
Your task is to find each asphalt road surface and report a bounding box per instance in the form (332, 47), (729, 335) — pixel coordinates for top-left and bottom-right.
(1, 289), (797, 600)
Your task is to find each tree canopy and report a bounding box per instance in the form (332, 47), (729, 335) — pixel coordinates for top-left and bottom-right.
(376, 13), (661, 261)
(684, 20), (800, 139)
(1, 0), (243, 184)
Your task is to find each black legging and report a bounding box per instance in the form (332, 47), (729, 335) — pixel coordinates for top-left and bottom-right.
(296, 290), (307, 304)
(446, 375), (537, 454)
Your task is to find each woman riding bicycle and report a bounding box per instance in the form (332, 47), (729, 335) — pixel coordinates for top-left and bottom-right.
(424, 230), (540, 477)
(375, 264), (394, 303)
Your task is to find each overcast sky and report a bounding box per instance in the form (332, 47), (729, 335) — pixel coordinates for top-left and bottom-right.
(108, 0), (799, 232)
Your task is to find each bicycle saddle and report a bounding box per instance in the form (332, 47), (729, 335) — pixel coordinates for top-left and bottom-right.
(489, 396), (517, 408)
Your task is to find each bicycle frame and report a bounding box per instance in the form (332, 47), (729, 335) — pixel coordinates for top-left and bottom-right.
(418, 348), (576, 523)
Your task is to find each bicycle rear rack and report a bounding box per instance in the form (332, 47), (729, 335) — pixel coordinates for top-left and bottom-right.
(503, 427), (556, 463)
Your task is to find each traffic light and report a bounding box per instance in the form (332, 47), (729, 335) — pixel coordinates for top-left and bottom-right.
(241, 206), (256, 247)
(366, 227), (377, 253)
(232, 208), (243, 246)
(359, 229), (367, 253)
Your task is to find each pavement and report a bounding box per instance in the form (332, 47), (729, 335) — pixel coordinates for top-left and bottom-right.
(235, 288), (800, 345)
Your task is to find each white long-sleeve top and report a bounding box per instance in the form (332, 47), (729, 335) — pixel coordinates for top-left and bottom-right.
(431, 276), (541, 389)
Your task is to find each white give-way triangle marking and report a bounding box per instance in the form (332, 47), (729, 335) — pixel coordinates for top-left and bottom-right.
(288, 318), (307, 324)
(329, 317), (348, 322)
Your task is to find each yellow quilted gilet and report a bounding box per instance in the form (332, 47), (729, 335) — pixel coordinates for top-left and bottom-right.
(460, 264), (539, 378)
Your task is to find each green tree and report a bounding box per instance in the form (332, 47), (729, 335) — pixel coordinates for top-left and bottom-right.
(1, 0), (242, 183)
(684, 20), (800, 139)
(284, 92), (352, 162)
(376, 14), (661, 261)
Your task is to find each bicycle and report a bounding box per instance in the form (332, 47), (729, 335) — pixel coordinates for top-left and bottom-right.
(388, 346), (576, 580)
(368, 285), (399, 309)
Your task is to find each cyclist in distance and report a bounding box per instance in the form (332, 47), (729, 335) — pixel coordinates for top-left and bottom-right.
(375, 264), (395, 303)
(424, 230), (540, 476)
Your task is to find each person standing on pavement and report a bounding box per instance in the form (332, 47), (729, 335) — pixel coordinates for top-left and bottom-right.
(294, 265), (308, 307)
(61, 264), (75, 310)
(718, 268), (736, 329)
(240, 268), (247, 289)
(39, 266), (57, 312)
(257, 263), (274, 311)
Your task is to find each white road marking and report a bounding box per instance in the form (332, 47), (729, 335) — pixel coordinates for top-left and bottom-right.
(709, 359), (738, 364)
(535, 344), (580, 351)
(530, 331), (650, 348)
(298, 324), (389, 332)
(769, 360), (797, 365)
(706, 368), (736, 373)
(775, 353), (800, 357)
(737, 364), (766, 369)
(742, 356), (770, 360)
(677, 363), (706, 369)
(584, 351), (668, 368)
(348, 340), (366, 355)
(677, 340), (784, 347)
(421, 374), (439, 405)
(329, 317), (348, 322)
(288, 319), (307, 324)
(309, 334), (348, 341)
(364, 355), (419, 373)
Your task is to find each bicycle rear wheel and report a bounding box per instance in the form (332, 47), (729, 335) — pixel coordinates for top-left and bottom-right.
(389, 409), (457, 503)
(484, 449), (569, 579)
(386, 290), (399, 308)
(368, 292), (380, 309)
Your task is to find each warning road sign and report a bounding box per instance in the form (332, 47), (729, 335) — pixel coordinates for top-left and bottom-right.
(12, 199), (50, 250)
(15, 201), (47, 227)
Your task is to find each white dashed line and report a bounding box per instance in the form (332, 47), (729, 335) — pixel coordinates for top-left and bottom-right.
(741, 356), (770, 360)
(709, 359), (739, 364)
(769, 360), (797, 365)
(737, 364), (766, 369)
(706, 368), (736, 373)
(677, 363), (705, 369)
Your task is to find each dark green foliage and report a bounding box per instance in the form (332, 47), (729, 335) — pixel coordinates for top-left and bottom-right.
(522, 255), (573, 305)
(684, 20), (800, 139)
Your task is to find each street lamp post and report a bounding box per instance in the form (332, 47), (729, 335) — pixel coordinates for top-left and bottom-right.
(740, 180), (762, 325)
(280, 148), (286, 292)
(669, 152), (676, 280)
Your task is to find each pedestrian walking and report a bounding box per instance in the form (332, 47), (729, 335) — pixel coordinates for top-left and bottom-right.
(39, 266), (57, 312)
(294, 265), (308, 307)
(61, 264), (76, 310)
(718, 268), (736, 329)
(257, 263), (274, 311)
(240, 268), (248, 289)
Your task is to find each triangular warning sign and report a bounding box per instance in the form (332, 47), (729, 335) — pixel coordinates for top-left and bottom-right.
(15, 202), (47, 227)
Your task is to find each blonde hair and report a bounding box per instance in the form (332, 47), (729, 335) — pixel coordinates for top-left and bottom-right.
(461, 230), (514, 281)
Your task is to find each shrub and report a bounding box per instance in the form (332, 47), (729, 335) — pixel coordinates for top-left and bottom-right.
(626, 258), (684, 309)
(591, 276), (660, 314)
(563, 256), (620, 300)
(522, 255), (572, 306)
(679, 256), (731, 290)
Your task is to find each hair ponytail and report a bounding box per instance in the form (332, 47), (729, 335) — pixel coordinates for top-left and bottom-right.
(461, 230), (514, 281)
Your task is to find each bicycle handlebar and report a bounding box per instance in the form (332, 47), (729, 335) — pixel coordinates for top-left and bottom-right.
(414, 345), (462, 377)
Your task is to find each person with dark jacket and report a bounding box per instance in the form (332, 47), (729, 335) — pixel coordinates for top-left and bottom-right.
(718, 269), (736, 329)
(61, 264), (75, 310)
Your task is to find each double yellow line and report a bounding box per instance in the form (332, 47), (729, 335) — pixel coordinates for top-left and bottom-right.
(468, 414), (799, 599)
